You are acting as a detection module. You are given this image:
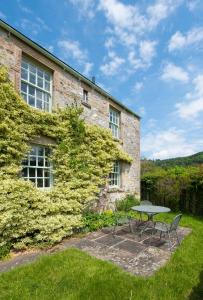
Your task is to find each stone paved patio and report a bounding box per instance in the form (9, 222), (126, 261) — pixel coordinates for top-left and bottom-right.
(71, 221), (192, 276)
(0, 221), (191, 276)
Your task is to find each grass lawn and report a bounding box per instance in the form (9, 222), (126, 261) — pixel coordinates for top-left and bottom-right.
(0, 214), (203, 300)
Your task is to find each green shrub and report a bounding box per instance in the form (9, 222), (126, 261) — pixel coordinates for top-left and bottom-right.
(0, 243), (11, 259)
(116, 194), (140, 212)
(82, 211), (116, 231)
(82, 210), (136, 232)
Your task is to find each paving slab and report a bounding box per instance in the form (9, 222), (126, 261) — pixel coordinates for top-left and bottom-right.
(113, 240), (146, 254)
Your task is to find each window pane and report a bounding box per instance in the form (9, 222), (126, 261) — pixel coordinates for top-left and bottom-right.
(44, 93), (49, 102)
(37, 77), (43, 88)
(37, 168), (43, 177)
(29, 168), (35, 177)
(30, 65), (36, 74)
(29, 178), (36, 185)
(45, 80), (50, 91)
(21, 82), (27, 93)
(22, 61), (28, 69)
(45, 148), (51, 156)
(22, 158), (28, 166)
(28, 96), (35, 106)
(29, 156), (36, 166)
(45, 178), (50, 187)
(44, 102), (49, 112)
(30, 146), (37, 156)
(29, 73), (36, 84)
(38, 157), (43, 167)
(21, 68), (28, 80)
(21, 93), (27, 101)
(37, 178), (43, 188)
(29, 85), (35, 96)
(21, 167), (28, 177)
(44, 73), (50, 81)
(44, 169), (50, 177)
(37, 69), (43, 78)
(36, 90), (43, 100)
(38, 147), (44, 156)
(37, 100), (43, 109)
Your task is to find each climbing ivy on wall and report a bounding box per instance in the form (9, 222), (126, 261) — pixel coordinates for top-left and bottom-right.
(0, 66), (132, 249)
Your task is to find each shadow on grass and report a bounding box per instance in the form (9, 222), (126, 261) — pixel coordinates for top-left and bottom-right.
(189, 269), (203, 300)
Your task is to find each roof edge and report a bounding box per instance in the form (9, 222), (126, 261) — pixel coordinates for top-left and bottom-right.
(0, 19), (141, 119)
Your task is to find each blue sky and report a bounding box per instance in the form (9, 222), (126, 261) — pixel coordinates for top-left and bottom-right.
(1, 0), (203, 159)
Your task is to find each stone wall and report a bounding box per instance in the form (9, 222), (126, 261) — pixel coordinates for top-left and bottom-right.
(0, 25), (140, 207)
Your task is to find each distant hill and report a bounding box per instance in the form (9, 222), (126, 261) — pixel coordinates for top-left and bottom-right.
(154, 152), (203, 167)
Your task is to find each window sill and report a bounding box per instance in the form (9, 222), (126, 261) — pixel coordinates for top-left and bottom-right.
(81, 101), (91, 109)
(108, 187), (125, 193)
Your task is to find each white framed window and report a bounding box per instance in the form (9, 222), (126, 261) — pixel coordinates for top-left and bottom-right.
(22, 145), (52, 188)
(109, 107), (120, 139)
(21, 58), (52, 112)
(109, 161), (121, 187)
(83, 89), (88, 103)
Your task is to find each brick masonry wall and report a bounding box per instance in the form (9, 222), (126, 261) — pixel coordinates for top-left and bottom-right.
(0, 26), (140, 208)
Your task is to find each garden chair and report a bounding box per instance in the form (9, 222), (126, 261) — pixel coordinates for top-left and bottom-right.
(112, 201), (133, 236)
(153, 214), (182, 250)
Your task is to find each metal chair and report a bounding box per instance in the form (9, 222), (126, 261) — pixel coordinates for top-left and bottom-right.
(112, 201), (133, 236)
(154, 214), (182, 250)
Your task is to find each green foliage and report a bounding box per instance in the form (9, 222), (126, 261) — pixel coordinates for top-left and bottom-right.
(0, 66), (132, 249)
(115, 194), (140, 211)
(82, 211), (116, 231)
(141, 162), (203, 214)
(82, 210), (135, 232)
(0, 243), (11, 259)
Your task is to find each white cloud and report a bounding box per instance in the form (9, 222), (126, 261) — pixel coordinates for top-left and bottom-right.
(134, 82), (144, 92)
(69, 0), (96, 18)
(98, 0), (179, 77)
(138, 106), (146, 117)
(142, 128), (197, 159)
(0, 10), (6, 20)
(99, 0), (183, 47)
(176, 74), (203, 119)
(128, 51), (143, 70)
(100, 51), (125, 76)
(17, 0), (32, 14)
(83, 62), (93, 76)
(161, 63), (189, 83)
(147, 118), (157, 128)
(139, 40), (157, 65)
(58, 39), (87, 62)
(104, 37), (115, 49)
(186, 0), (200, 11)
(58, 39), (93, 76)
(147, 0), (183, 29)
(19, 18), (51, 35)
(168, 27), (203, 51)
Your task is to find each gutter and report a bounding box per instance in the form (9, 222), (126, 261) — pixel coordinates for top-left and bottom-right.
(0, 19), (140, 119)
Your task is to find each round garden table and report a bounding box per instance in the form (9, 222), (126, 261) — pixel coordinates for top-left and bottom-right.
(131, 205), (171, 236)
(131, 205), (171, 220)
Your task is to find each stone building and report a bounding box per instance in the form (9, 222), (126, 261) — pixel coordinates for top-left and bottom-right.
(0, 19), (140, 206)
